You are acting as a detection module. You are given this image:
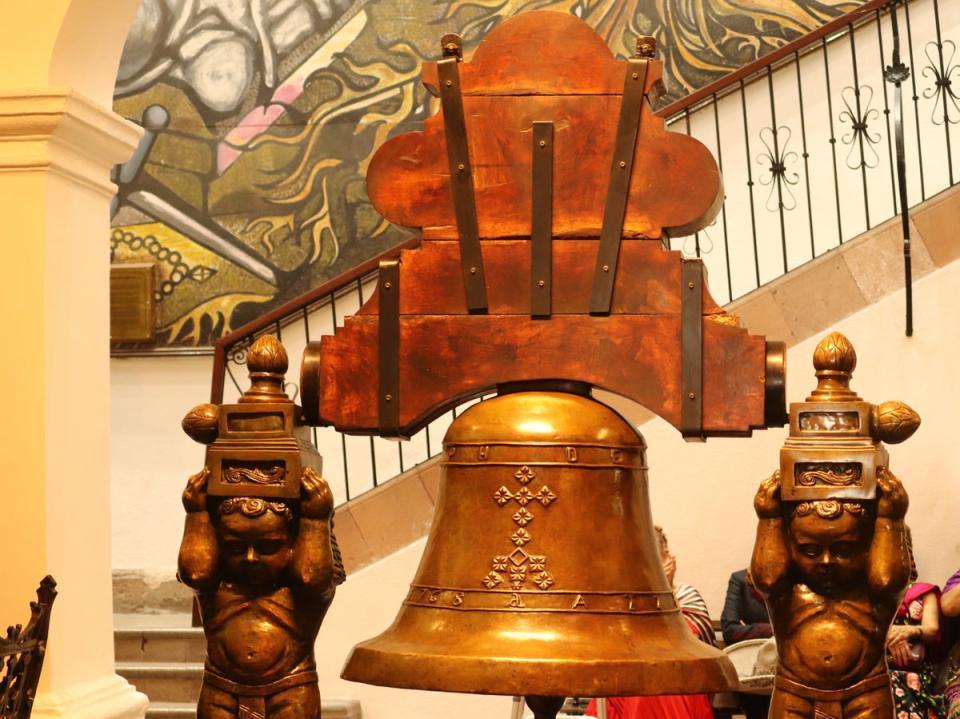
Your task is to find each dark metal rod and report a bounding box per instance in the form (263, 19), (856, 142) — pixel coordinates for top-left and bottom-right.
(531, 121), (554, 317)
(684, 108), (702, 257)
(795, 51), (817, 260)
(931, 0), (955, 184)
(224, 358), (244, 397)
(356, 276), (378, 487)
(711, 94), (734, 302)
(848, 25), (872, 230)
(886, 0), (914, 336)
(822, 38), (845, 245)
(739, 79), (761, 288)
(329, 294), (350, 499)
(766, 68), (789, 273)
(876, 8), (900, 214)
(903, 0), (927, 200)
(303, 306), (320, 452)
(438, 46), (489, 312)
(591, 57), (650, 313)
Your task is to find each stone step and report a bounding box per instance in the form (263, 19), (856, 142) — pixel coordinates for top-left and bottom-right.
(115, 626), (206, 663)
(145, 699), (362, 718)
(146, 703), (195, 719)
(117, 661), (203, 704)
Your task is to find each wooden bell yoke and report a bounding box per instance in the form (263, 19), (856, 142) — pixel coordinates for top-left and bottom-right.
(300, 11), (787, 439)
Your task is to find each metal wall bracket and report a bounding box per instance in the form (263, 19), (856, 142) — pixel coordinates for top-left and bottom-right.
(378, 259), (401, 436)
(531, 121), (554, 317)
(680, 260), (704, 440)
(590, 57), (650, 314)
(438, 33), (488, 313)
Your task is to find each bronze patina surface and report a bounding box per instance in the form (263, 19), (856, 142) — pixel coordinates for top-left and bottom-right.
(342, 390), (737, 698)
(751, 332), (918, 719)
(180, 336), (345, 719)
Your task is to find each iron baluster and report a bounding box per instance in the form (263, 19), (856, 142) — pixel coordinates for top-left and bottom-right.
(795, 51), (817, 260)
(330, 291), (351, 500)
(904, 0), (928, 200)
(740, 79), (761, 288)
(356, 277), (378, 487)
(876, 9), (901, 213)
(684, 108), (702, 257)
(761, 67), (793, 274)
(922, 0), (958, 184)
(823, 38), (845, 245)
(847, 26), (875, 229)
(885, 0), (914, 337)
(711, 94), (734, 303)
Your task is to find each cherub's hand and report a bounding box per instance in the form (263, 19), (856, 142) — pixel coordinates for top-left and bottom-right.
(877, 467), (908, 519)
(754, 471), (783, 519)
(182, 467), (209, 512)
(300, 468), (334, 520)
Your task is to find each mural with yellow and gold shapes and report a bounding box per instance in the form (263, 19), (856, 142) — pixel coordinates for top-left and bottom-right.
(111, 0), (862, 349)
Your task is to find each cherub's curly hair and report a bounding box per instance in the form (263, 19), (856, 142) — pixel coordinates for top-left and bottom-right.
(793, 499), (869, 520)
(218, 497), (294, 523)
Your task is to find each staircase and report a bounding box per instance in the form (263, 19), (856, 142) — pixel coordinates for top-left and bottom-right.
(114, 615), (361, 718)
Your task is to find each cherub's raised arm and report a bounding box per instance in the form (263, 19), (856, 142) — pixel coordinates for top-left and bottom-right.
(291, 468), (339, 597)
(177, 468), (219, 592)
(750, 471), (791, 597)
(867, 467), (911, 597)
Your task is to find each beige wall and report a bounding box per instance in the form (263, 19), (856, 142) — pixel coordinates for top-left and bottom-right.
(640, 258), (960, 614)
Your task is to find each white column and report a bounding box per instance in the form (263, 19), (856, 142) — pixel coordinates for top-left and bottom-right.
(0, 89), (147, 719)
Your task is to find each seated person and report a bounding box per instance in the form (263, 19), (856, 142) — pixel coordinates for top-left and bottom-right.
(721, 569), (772, 645)
(721, 569), (773, 719)
(938, 569), (960, 718)
(886, 533), (945, 719)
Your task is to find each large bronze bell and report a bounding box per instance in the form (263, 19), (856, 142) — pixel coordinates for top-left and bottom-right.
(342, 386), (737, 697)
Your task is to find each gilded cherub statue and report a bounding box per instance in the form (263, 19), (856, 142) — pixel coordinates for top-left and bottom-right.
(750, 332), (919, 719)
(179, 336), (345, 719)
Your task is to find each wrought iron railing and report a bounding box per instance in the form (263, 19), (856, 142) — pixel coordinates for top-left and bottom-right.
(657, 0), (958, 305)
(0, 577), (57, 719)
(211, 0), (959, 506)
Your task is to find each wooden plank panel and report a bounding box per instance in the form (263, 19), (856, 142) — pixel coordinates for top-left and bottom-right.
(356, 240), (726, 317)
(318, 315), (765, 436)
(367, 95), (721, 240)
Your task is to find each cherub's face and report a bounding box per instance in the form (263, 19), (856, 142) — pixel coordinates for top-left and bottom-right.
(789, 511), (869, 593)
(218, 511), (294, 586)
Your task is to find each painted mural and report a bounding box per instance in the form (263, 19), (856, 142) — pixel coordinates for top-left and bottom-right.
(111, 0), (861, 349)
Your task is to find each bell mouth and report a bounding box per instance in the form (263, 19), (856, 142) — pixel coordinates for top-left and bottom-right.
(341, 608), (737, 696)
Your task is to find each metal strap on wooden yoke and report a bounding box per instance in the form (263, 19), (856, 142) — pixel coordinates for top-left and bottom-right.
(531, 121), (554, 317)
(589, 44), (653, 315)
(680, 260), (703, 439)
(438, 34), (488, 313)
(378, 259), (401, 436)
